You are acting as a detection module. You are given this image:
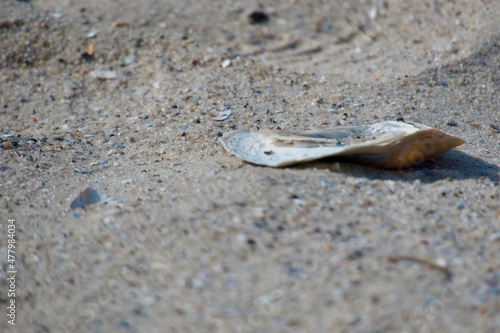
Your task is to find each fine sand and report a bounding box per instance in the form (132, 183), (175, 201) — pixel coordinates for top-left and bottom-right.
(1, 0), (499, 332)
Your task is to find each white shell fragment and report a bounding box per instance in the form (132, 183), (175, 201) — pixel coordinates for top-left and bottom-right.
(86, 29), (99, 38)
(90, 70), (118, 80)
(219, 121), (465, 169)
(221, 59), (231, 68)
(212, 110), (232, 121)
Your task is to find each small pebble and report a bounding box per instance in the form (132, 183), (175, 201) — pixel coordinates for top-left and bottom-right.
(113, 21), (129, 28)
(436, 258), (447, 267)
(116, 319), (131, 330)
(86, 29), (99, 38)
(81, 52), (93, 62)
(447, 121), (458, 127)
(221, 59), (231, 69)
(320, 179), (334, 189)
(249, 11), (269, 24)
(51, 12), (64, 19)
(446, 43), (459, 54)
(489, 232), (500, 242)
(124, 55), (136, 64)
(349, 316), (362, 326)
(90, 70), (118, 80)
(489, 124), (500, 133)
(212, 110), (232, 121)
(237, 233), (248, 243)
(253, 221), (265, 229)
(286, 265), (301, 278)
(335, 98), (351, 108)
(73, 169), (90, 174)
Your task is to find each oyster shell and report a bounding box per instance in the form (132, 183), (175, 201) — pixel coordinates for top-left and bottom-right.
(219, 121), (464, 169)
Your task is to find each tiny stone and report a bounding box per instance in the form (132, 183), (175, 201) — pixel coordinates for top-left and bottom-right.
(447, 121), (458, 127)
(489, 124), (500, 133)
(253, 221), (265, 229)
(221, 59), (231, 69)
(336, 98), (351, 108)
(52, 12), (64, 19)
(249, 11), (269, 24)
(237, 233), (248, 243)
(349, 316), (362, 325)
(73, 169), (90, 174)
(436, 258), (447, 267)
(446, 44), (459, 53)
(90, 70), (118, 80)
(81, 52), (93, 62)
(86, 29), (99, 38)
(116, 320), (131, 330)
(489, 232), (500, 242)
(124, 55), (136, 64)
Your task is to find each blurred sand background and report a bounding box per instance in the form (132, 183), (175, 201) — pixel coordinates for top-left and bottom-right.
(1, 0), (499, 332)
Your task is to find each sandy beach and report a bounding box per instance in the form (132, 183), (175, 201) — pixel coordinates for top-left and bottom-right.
(1, 0), (499, 332)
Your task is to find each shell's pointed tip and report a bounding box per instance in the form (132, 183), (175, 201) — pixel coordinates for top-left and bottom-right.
(452, 137), (466, 148)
